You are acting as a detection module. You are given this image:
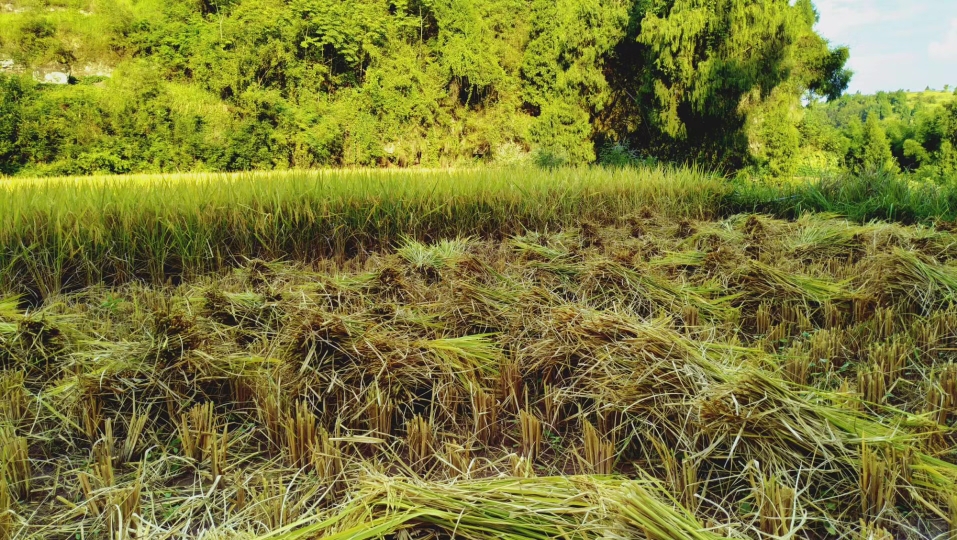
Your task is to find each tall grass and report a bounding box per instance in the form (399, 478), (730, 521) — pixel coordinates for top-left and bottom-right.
(6, 165), (957, 300)
(724, 170), (957, 224)
(0, 167), (725, 299)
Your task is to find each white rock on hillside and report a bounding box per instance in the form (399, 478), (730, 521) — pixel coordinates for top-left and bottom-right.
(37, 70), (70, 84)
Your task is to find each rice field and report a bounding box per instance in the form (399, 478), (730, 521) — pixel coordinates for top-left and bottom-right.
(1, 168), (957, 539)
(0, 167), (724, 302)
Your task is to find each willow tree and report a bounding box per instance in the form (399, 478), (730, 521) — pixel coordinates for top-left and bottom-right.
(521, 0), (629, 165)
(603, 0), (850, 171)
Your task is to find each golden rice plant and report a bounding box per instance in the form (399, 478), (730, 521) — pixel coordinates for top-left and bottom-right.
(949, 494), (957, 540)
(822, 300), (843, 329)
(0, 426), (29, 501)
(7, 201), (957, 537)
(105, 481), (142, 540)
(750, 474), (797, 538)
(312, 426), (342, 485)
(251, 475), (303, 530)
(868, 338), (909, 389)
(681, 304), (700, 330)
(256, 391), (285, 454)
(519, 409), (542, 463)
(179, 402), (229, 476)
(542, 383), (562, 427)
(581, 420), (615, 475)
(0, 477), (11, 540)
(406, 415), (434, 468)
(783, 344), (812, 385)
(471, 389), (498, 446)
(79, 442), (117, 516)
(365, 384), (394, 437)
(283, 400), (318, 470)
(179, 402), (216, 462)
(809, 328), (842, 365)
(756, 302), (773, 336)
(854, 296), (874, 324)
(509, 454), (535, 478)
(932, 308), (957, 348)
(79, 470), (142, 539)
(763, 323), (789, 350)
(121, 407), (149, 464)
(765, 322), (791, 344)
(613, 480), (726, 540)
(498, 360), (522, 413)
(232, 470), (247, 513)
(443, 443), (472, 477)
(81, 391), (104, 442)
(0, 167), (725, 299)
(652, 438), (700, 513)
(915, 319), (941, 360)
(781, 301), (812, 333)
(858, 364), (887, 405)
(860, 520), (894, 540)
(0, 372), (27, 426)
(926, 363), (957, 426)
(888, 445), (913, 506)
(229, 374), (256, 408)
(873, 307), (896, 340)
(860, 442), (897, 523)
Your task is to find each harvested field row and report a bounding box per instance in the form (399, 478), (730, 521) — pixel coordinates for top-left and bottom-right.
(1, 213), (957, 539)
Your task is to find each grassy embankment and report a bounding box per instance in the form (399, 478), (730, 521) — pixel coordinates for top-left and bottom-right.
(0, 167), (956, 539)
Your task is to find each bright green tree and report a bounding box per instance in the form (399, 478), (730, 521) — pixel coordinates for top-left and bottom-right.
(858, 115), (898, 172)
(0, 76), (27, 174)
(0, 0), (852, 174)
(603, 0), (849, 170)
(521, 0), (628, 165)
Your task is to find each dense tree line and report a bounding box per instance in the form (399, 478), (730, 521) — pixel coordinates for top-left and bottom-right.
(801, 90), (957, 182)
(0, 0), (851, 175)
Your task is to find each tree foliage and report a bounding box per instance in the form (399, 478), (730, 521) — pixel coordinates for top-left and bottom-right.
(804, 89), (957, 181)
(605, 0), (850, 169)
(0, 0), (852, 175)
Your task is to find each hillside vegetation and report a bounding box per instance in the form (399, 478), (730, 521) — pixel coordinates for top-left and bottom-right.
(804, 90), (957, 182)
(0, 0), (849, 175)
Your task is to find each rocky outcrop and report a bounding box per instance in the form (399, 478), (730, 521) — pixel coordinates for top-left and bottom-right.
(30, 64), (70, 84)
(0, 59), (113, 83)
(0, 57), (24, 75)
(39, 70), (69, 84)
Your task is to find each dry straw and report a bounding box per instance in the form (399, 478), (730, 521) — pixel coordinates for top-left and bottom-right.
(1, 188), (957, 538)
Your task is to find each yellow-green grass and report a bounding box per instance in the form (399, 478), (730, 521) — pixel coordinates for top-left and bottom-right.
(0, 166), (726, 300)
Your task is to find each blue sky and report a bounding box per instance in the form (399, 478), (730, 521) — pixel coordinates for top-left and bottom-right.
(813, 0), (957, 94)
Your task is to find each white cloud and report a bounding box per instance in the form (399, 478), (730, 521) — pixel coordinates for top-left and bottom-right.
(846, 52), (921, 92)
(813, 0), (920, 39)
(929, 19), (957, 60)
(811, 0), (957, 92)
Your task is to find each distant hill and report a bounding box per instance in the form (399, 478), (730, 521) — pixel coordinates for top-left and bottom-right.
(905, 90), (957, 109)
